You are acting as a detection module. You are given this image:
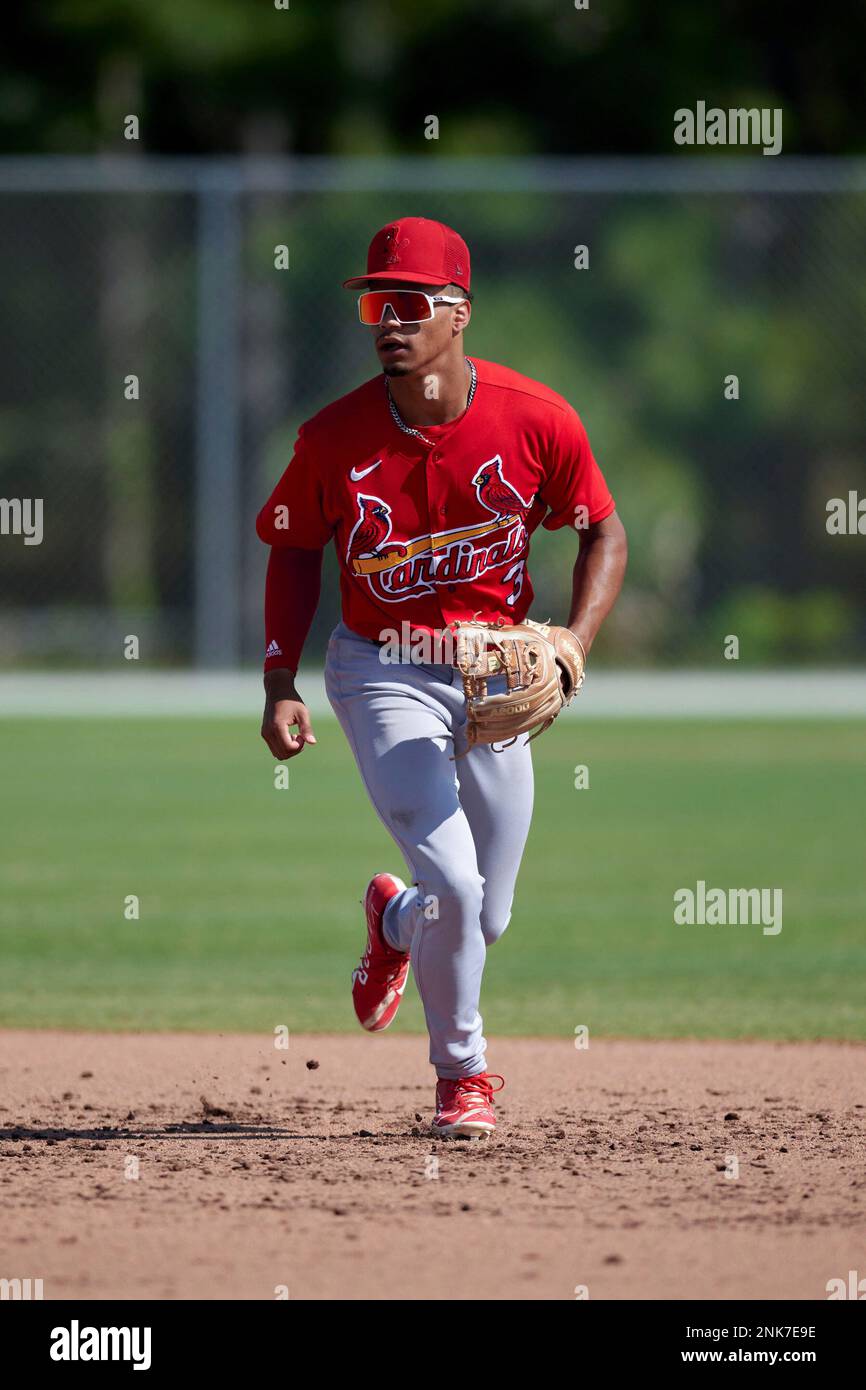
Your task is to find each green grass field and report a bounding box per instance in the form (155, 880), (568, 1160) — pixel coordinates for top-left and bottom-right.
(1, 716), (863, 1039)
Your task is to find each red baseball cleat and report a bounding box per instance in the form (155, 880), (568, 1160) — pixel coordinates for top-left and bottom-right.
(431, 1073), (505, 1138)
(352, 873), (409, 1032)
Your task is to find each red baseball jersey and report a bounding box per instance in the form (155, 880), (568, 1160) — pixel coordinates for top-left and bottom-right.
(256, 356), (615, 658)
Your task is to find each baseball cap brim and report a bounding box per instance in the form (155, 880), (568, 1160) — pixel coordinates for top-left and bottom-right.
(342, 269), (455, 290)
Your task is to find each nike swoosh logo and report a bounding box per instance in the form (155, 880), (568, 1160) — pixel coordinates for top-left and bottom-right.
(350, 460), (382, 481)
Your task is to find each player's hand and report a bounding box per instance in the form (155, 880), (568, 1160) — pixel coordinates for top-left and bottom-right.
(261, 670), (317, 759)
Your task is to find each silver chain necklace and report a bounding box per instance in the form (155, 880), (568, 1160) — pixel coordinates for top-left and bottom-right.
(386, 357), (477, 448)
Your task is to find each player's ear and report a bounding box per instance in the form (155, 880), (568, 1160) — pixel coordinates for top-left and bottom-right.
(452, 295), (471, 333)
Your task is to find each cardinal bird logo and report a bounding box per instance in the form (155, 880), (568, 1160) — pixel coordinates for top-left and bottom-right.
(383, 228), (410, 266)
(472, 455), (533, 520)
(346, 494), (408, 566)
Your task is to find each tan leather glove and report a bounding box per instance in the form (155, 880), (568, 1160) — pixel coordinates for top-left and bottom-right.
(451, 618), (586, 754)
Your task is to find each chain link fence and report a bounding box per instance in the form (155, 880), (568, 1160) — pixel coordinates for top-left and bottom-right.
(1, 156), (864, 669)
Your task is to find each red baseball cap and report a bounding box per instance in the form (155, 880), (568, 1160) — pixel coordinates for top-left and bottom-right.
(342, 217), (471, 293)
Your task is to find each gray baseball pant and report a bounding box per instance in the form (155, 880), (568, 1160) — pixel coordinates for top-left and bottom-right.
(324, 620), (534, 1079)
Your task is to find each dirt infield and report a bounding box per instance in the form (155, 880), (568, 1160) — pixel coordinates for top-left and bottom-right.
(1, 1032), (863, 1301)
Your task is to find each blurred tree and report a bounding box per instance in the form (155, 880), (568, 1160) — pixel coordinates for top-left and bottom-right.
(2, 0), (864, 156)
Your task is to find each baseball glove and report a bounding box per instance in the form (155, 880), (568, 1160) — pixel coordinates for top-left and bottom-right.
(451, 617), (586, 754)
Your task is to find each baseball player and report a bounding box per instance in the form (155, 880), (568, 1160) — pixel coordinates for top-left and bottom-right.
(257, 217), (627, 1137)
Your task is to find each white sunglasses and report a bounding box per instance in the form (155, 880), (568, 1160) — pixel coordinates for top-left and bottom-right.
(357, 290), (467, 326)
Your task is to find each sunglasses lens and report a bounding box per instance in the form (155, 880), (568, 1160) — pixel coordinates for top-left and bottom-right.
(358, 291), (432, 325)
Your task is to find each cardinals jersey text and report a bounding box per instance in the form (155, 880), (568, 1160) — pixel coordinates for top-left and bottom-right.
(256, 357), (615, 651)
